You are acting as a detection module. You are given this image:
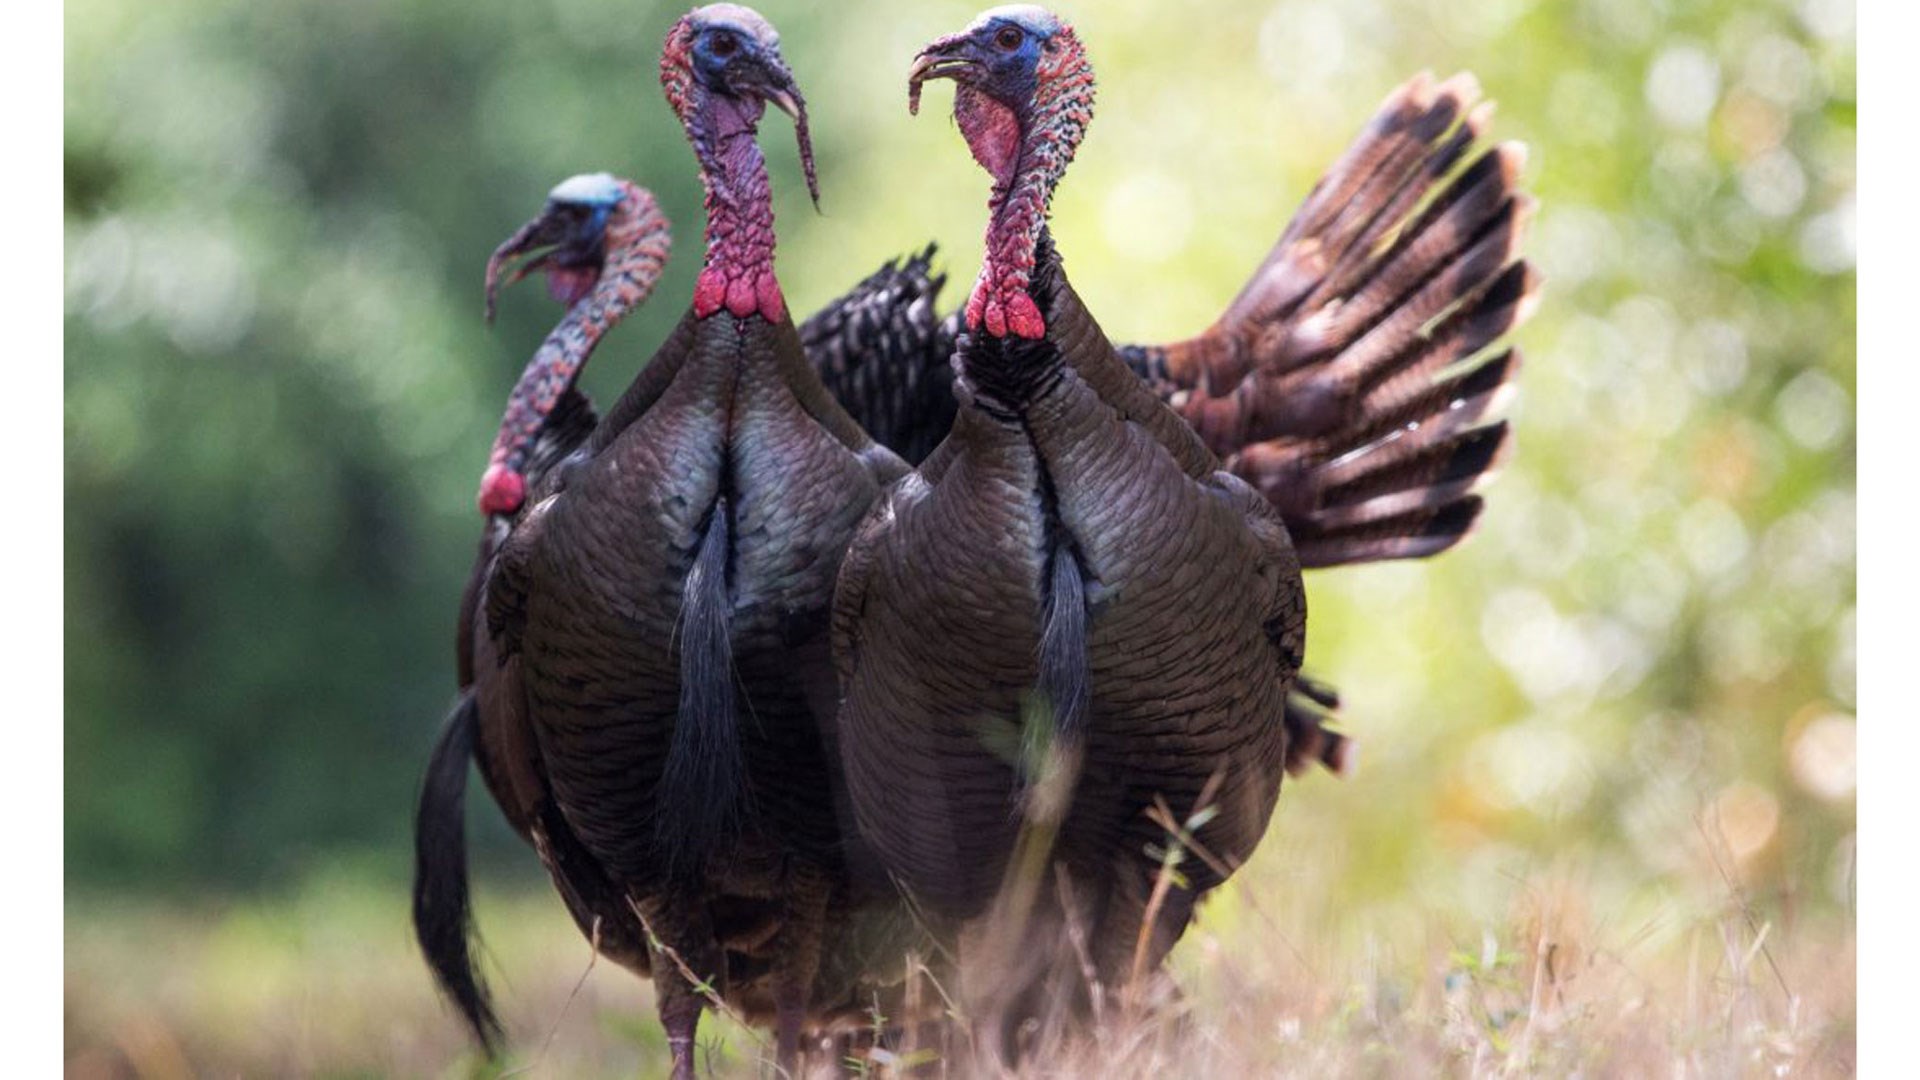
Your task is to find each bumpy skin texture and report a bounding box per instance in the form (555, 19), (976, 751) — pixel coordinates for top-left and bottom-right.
(833, 236), (1306, 988)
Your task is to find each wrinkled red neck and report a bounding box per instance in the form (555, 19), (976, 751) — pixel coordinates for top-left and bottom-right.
(962, 36), (1094, 340)
(479, 187), (671, 515)
(686, 94), (786, 324)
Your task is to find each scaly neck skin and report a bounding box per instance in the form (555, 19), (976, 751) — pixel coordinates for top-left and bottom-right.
(963, 31), (1094, 340)
(668, 65), (785, 324)
(478, 186), (671, 515)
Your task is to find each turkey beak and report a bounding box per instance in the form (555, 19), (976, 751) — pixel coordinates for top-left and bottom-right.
(740, 54), (819, 210)
(484, 206), (569, 325)
(908, 34), (980, 116)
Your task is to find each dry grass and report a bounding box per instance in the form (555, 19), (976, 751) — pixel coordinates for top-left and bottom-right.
(66, 842), (1853, 1079)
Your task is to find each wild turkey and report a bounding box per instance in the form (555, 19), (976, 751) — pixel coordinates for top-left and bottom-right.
(831, 4), (1532, 1047)
(803, 72), (1534, 778)
(468, 7), (920, 1076)
(413, 173), (672, 1052)
(420, 11), (1530, 1063)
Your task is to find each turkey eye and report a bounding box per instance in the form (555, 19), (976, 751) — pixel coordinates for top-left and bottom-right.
(994, 25), (1023, 50)
(709, 31), (738, 57)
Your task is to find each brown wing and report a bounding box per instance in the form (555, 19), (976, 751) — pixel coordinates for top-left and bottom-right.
(1123, 72), (1540, 569)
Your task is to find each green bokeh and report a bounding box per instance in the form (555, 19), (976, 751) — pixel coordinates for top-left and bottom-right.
(66, 0), (1853, 937)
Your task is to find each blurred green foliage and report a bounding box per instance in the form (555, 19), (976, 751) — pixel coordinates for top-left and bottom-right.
(65, 0), (1854, 939)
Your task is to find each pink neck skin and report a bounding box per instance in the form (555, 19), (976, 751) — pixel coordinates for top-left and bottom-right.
(960, 33), (1095, 340)
(673, 82), (786, 324)
(478, 185), (672, 515)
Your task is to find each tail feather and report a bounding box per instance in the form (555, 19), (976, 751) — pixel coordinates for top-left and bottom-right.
(799, 244), (956, 464)
(1295, 150), (1526, 366)
(1308, 86), (1468, 269)
(1281, 73), (1472, 256)
(1358, 346), (1521, 449)
(1320, 106), (1490, 303)
(657, 497), (743, 879)
(1294, 495), (1486, 567)
(1135, 71), (1533, 571)
(412, 694), (504, 1055)
(1316, 208), (1524, 396)
(1322, 420), (1512, 504)
(1283, 675), (1353, 777)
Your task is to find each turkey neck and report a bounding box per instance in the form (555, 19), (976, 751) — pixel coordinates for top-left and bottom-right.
(962, 31), (1094, 339)
(485, 191), (670, 487)
(954, 228), (1070, 414)
(687, 94), (786, 324)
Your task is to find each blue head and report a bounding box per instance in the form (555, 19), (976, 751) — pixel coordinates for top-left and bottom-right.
(661, 5), (818, 205)
(486, 172), (632, 321)
(909, 5), (1070, 120)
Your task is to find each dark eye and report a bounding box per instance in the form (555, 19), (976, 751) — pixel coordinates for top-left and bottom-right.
(709, 31), (738, 57)
(994, 25), (1023, 50)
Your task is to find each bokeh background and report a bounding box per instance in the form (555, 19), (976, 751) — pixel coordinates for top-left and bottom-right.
(65, 0), (1856, 1074)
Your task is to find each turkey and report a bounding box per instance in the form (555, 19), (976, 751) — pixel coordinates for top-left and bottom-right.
(831, 4), (1534, 1052)
(836, 0), (1296, 1023)
(803, 71), (1535, 778)
(419, 11), (1533, 1065)
(467, 6), (915, 1076)
(413, 173), (672, 1053)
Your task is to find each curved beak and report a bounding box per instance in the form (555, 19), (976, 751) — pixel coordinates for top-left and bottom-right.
(484, 207), (569, 324)
(483, 200), (602, 319)
(908, 32), (983, 116)
(734, 53), (819, 209)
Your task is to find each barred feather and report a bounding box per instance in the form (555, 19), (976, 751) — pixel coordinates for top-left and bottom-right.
(1138, 72), (1538, 570)
(799, 245), (957, 464)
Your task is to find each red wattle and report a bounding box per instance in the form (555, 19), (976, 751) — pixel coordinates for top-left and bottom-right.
(966, 284), (1045, 340)
(478, 464), (527, 516)
(755, 274), (786, 323)
(693, 268), (729, 318)
(1003, 291), (1046, 339)
(725, 275), (759, 318)
(696, 267), (786, 323)
(983, 301), (1007, 338)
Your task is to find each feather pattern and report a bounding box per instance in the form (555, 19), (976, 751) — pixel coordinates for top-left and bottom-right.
(834, 235), (1305, 1013)
(800, 246), (958, 465)
(1134, 72), (1538, 570)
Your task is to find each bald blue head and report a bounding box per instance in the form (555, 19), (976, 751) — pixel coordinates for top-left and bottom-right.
(547, 172), (625, 209)
(909, 4), (1074, 118)
(969, 4), (1063, 38)
(542, 172), (624, 250)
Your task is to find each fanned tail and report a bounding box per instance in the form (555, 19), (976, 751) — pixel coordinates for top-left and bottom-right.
(412, 694), (504, 1055)
(1128, 72), (1539, 569)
